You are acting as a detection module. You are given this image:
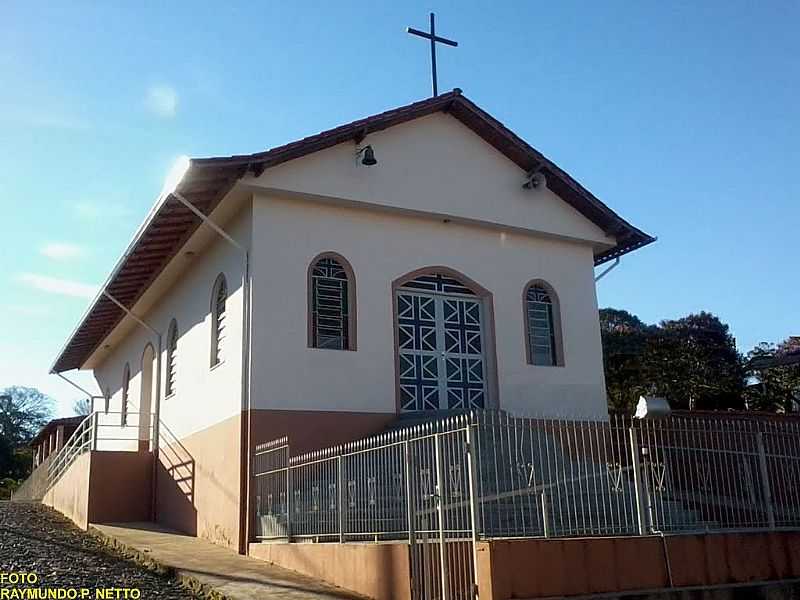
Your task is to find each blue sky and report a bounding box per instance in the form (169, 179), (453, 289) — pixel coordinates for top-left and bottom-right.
(1, 1), (797, 417)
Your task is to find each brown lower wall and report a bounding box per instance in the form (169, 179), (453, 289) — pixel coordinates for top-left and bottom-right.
(156, 414), (242, 551)
(43, 452), (91, 529)
(38, 410), (395, 556)
(247, 409), (396, 456)
(13, 455), (53, 502)
(42, 451), (152, 529)
(478, 531), (800, 599)
(249, 542), (411, 600)
(88, 451), (152, 523)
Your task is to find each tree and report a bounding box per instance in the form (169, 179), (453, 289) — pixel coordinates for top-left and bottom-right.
(647, 312), (745, 411)
(0, 386), (54, 446)
(599, 309), (653, 412)
(745, 339), (800, 412)
(73, 397), (91, 416)
(599, 309), (746, 412)
(0, 386), (54, 479)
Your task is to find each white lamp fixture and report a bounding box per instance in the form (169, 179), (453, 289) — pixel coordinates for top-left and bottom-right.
(522, 169), (546, 190)
(634, 396), (672, 419)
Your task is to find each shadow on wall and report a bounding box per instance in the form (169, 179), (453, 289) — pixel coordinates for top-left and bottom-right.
(157, 422), (197, 536)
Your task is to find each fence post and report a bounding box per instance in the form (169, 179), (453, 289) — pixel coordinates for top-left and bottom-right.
(404, 440), (416, 545)
(286, 453), (292, 541)
(337, 455), (345, 543)
(756, 432), (776, 529)
(465, 425), (480, 599)
(541, 491), (550, 538)
(629, 425), (648, 535)
(433, 433), (450, 600)
(91, 412), (99, 451)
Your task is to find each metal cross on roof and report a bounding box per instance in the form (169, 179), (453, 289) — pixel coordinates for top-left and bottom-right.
(406, 13), (458, 97)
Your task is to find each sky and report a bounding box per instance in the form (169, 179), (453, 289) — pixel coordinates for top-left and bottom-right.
(1, 1), (797, 417)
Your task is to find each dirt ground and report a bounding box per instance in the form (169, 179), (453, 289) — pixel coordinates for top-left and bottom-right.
(0, 501), (197, 598)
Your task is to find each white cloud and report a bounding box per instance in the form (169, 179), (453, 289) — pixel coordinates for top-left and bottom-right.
(40, 242), (86, 261)
(145, 84), (178, 118)
(18, 273), (99, 300)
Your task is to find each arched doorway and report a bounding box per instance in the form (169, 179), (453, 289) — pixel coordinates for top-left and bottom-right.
(139, 343), (155, 451)
(393, 268), (495, 412)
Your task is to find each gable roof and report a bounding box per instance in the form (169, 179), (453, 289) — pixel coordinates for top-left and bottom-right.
(51, 89), (654, 373)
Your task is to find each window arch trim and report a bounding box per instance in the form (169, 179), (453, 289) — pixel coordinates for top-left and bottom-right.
(210, 273), (228, 367)
(523, 279), (565, 367)
(307, 252), (357, 351)
(166, 318), (179, 397)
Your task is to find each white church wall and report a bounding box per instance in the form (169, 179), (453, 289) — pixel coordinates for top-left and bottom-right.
(93, 205), (251, 441)
(250, 193), (609, 420)
(251, 112), (616, 250)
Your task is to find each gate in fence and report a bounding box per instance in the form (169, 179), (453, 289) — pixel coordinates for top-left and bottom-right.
(252, 421), (480, 600)
(252, 411), (800, 599)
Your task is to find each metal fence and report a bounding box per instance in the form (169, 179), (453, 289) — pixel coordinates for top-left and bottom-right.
(254, 411), (800, 542)
(253, 422), (480, 599)
(253, 411), (800, 599)
(469, 411), (800, 537)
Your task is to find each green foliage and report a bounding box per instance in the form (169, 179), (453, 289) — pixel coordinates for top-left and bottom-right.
(73, 397), (91, 416)
(744, 340), (800, 412)
(649, 312), (746, 410)
(600, 309), (745, 413)
(0, 386), (54, 445)
(599, 309), (654, 412)
(0, 386), (54, 479)
(0, 477), (21, 500)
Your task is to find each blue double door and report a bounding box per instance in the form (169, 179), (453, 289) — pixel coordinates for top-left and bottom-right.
(397, 290), (488, 412)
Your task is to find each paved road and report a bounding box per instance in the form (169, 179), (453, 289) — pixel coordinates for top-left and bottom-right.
(0, 502), (196, 598)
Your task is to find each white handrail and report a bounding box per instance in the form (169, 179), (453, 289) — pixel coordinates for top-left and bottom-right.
(45, 411), (154, 489)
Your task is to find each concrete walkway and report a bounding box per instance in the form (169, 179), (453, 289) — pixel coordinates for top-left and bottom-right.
(91, 523), (364, 600)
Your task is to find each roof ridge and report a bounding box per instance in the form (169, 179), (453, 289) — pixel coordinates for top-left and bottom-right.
(193, 90), (461, 165)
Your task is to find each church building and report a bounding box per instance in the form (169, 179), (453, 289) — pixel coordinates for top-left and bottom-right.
(50, 90), (653, 551)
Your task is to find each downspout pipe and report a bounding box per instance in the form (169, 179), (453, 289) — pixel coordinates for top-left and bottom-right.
(102, 290), (162, 523)
(171, 191), (252, 555)
(53, 372), (103, 412)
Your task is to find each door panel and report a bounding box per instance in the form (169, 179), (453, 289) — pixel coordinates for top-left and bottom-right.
(399, 293), (442, 411)
(398, 291), (487, 412)
(441, 298), (485, 410)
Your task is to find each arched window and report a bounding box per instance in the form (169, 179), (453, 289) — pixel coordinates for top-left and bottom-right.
(210, 274), (227, 367)
(121, 363), (130, 426)
(524, 281), (563, 366)
(166, 319), (178, 396)
(308, 254), (355, 350)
